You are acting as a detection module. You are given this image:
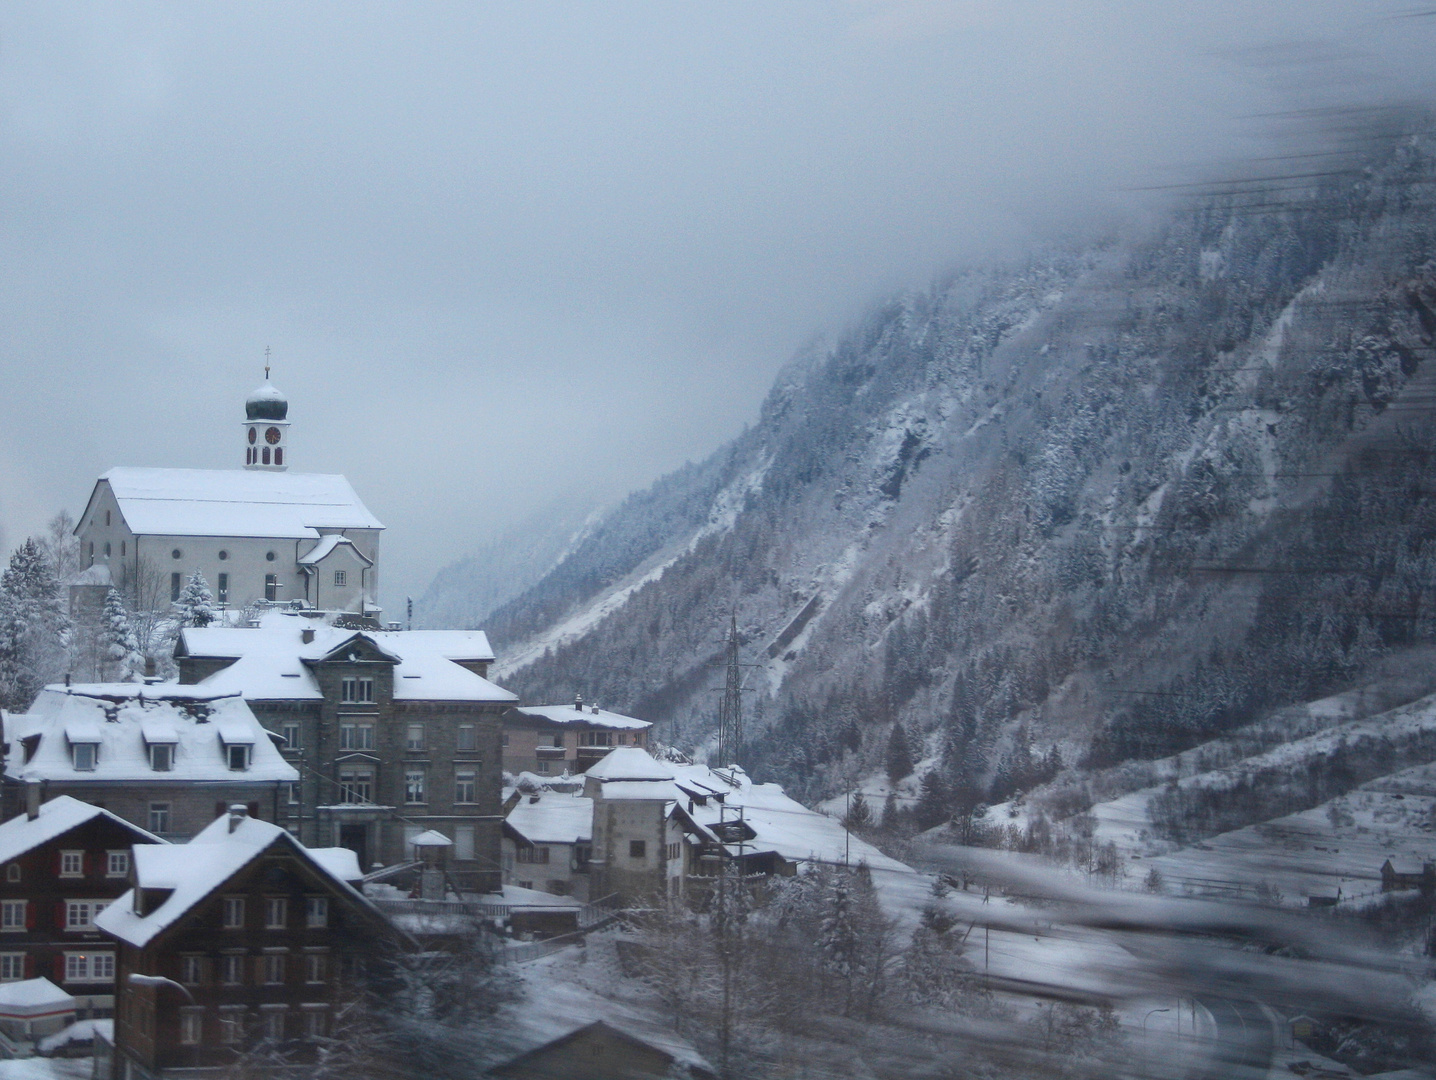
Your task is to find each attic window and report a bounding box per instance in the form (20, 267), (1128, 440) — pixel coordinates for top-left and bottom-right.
(149, 744), (174, 772)
(72, 744), (98, 772)
(340, 677), (374, 704)
(227, 745), (250, 772)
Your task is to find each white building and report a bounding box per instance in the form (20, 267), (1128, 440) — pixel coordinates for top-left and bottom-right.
(74, 380), (384, 615)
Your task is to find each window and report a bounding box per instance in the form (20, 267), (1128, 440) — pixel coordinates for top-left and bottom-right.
(339, 723), (374, 751)
(552, 734), (565, 748)
(517, 845), (550, 865)
(304, 952), (326, 984)
(104, 541), (111, 558)
(275, 447), (283, 466)
(404, 769), (426, 805)
(667, 842), (682, 861)
(180, 1007), (204, 1045)
(302, 1006), (327, 1038)
(223, 896), (245, 929)
(455, 825), (475, 861)
(64, 952), (114, 982)
(262, 446), (271, 465)
(340, 677), (374, 704)
(220, 954), (244, 985)
(180, 955), (204, 986)
(333, 570), (346, 587)
(287, 782), (300, 806)
(405, 724), (424, 751)
(148, 803), (170, 834)
(339, 769), (372, 804)
(171, 548), (182, 560)
(4, 865), (17, 883)
(457, 724), (477, 751)
(536, 760), (550, 774)
(217, 572), (228, 604)
(266, 550), (277, 562)
(454, 771), (476, 804)
(305, 897), (328, 929)
(282, 721), (301, 749)
(149, 743), (174, 771)
(107, 851), (129, 878)
(629, 840), (646, 860)
(0, 954), (23, 981)
(60, 851), (83, 878)
(65, 901), (104, 931)
(72, 743), (97, 771)
(218, 549), (228, 561)
(171, 572), (181, 602)
(218, 1005), (245, 1043)
(105, 510), (111, 527)
(227, 744), (250, 771)
(261, 1005), (286, 1042)
(0, 902), (24, 931)
(262, 951), (286, 984)
(265, 897), (287, 929)
(264, 573), (279, 601)
(121, 541), (125, 557)
(581, 731), (613, 747)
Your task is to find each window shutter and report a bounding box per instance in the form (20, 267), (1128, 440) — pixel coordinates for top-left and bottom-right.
(54, 850), (62, 876)
(24, 903), (34, 931)
(23, 953), (32, 979)
(55, 902), (65, 930)
(81, 851), (89, 878)
(53, 955), (65, 983)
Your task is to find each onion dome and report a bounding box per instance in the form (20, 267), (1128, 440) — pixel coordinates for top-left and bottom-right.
(245, 382), (288, 421)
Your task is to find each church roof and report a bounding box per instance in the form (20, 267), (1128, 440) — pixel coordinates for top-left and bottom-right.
(89, 467), (384, 539)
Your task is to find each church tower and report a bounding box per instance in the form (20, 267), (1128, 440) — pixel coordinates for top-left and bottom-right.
(243, 372), (290, 471)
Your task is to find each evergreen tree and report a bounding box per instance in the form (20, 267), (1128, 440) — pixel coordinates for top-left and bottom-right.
(0, 539), (71, 710)
(101, 588), (144, 682)
(885, 722), (915, 781)
(819, 882), (858, 1014)
(844, 791), (871, 829)
(882, 790), (899, 830)
(172, 571), (218, 628)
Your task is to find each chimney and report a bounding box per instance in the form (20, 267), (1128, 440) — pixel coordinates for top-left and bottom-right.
(24, 782), (41, 822)
(63, 673), (71, 687)
(574, 693), (583, 711)
(301, 628), (315, 644)
(228, 803), (248, 833)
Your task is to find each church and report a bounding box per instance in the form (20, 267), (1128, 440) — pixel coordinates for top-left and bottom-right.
(73, 379), (384, 616)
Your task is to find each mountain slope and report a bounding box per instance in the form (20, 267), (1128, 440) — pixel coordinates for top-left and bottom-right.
(484, 133), (1436, 811)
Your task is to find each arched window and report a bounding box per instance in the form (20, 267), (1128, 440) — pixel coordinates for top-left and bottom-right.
(120, 542), (126, 557)
(274, 447), (283, 466)
(262, 447), (271, 465)
(104, 542), (111, 558)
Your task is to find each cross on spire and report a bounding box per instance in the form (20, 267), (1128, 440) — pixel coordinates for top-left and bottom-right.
(264, 345), (271, 380)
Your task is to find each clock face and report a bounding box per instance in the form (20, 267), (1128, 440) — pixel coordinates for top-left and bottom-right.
(265, 427), (281, 445)
(248, 427), (257, 444)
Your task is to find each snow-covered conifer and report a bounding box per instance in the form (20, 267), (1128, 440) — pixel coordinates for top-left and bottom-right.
(171, 571), (218, 628)
(885, 722), (914, 781)
(0, 538), (71, 710)
(101, 588), (144, 682)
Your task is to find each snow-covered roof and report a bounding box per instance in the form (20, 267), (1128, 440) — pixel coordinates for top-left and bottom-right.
(410, 830), (452, 848)
(88, 467), (383, 539)
(0, 795), (164, 868)
(298, 534), (372, 566)
(584, 747), (674, 781)
(0, 979), (74, 1018)
(505, 792), (593, 845)
(96, 813), (383, 948)
(71, 563), (112, 587)
(508, 704), (652, 731)
(4, 686), (298, 785)
(178, 619), (511, 703)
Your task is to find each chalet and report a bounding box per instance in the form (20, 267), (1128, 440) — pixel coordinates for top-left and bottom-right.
(501, 791), (593, 900)
(95, 805), (401, 1079)
(0, 685), (297, 840)
(503, 699), (651, 777)
(489, 1019), (715, 1080)
(0, 796), (163, 1020)
(1379, 858), (1435, 894)
(175, 616), (515, 888)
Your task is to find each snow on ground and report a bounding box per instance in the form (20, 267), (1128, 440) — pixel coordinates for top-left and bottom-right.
(0, 1060), (93, 1080)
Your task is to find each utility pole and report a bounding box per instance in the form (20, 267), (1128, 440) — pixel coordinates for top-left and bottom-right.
(716, 613), (743, 766)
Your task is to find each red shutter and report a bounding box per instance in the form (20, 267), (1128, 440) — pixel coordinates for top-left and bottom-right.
(54, 850), (63, 876)
(81, 851), (89, 878)
(24, 902), (34, 930)
(53, 955), (65, 983)
(22, 953), (32, 979)
(55, 902), (66, 931)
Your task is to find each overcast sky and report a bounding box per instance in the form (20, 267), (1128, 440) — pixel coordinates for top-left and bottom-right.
(1, 2), (1433, 613)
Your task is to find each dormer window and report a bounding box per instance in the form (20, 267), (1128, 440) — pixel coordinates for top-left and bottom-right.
(149, 744), (174, 772)
(227, 745), (250, 771)
(340, 677), (374, 704)
(72, 743), (98, 772)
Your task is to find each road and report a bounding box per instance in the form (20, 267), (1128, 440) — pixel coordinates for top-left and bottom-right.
(1192, 996), (1276, 1080)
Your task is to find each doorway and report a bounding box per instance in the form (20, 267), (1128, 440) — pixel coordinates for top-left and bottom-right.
(339, 824), (368, 870)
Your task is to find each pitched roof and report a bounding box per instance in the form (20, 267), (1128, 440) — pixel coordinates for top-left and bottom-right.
(504, 792), (593, 845)
(583, 747), (675, 781)
(95, 813), (385, 949)
(178, 619), (513, 704)
(3, 686), (298, 785)
(0, 795), (165, 866)
(508, 704), (652, 732)
(88, 467), (383, 539)
(298, 534), (373, 566)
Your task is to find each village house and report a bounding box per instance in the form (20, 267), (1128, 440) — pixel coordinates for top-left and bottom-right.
(95, 805), (400, 1079)
(175, 616), (515, 888)
(0, 795), (163, 1020)
(501, 790), (593, 900)
(73, 380), (385, 616)
(489, 1019), (716, 1080)
(0, 685), (297, 840)
(502, 698), (651, 777)
(1379, 858), (1435, 894)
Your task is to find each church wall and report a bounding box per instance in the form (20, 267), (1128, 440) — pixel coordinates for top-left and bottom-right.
(134, 533), (310, 611)
(306, 541), (373, 613)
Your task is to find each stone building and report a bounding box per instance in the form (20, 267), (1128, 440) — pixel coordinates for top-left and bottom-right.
(176, 616), (515, 890)
(0, 685), (298, 840)
(73, 379), (384, 615)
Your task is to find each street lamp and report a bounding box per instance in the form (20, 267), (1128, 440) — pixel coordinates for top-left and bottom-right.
(1143, 1007), (1171, 1035)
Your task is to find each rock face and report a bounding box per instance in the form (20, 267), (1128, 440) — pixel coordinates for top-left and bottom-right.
(470, 135), (1436, 807)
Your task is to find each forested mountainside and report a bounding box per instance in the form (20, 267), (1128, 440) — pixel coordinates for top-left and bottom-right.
(414, 498), (604, 630)
(473, 132), (1436, 815)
